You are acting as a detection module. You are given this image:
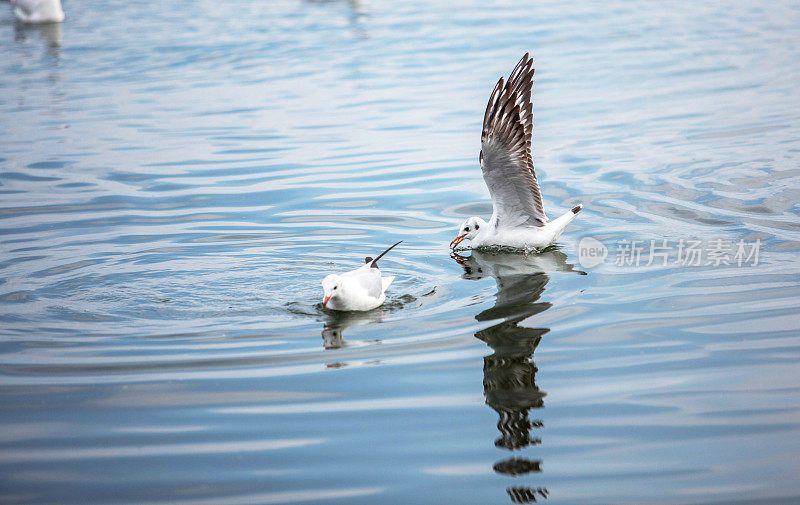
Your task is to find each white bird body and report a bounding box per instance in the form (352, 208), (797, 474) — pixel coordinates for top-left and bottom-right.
(322, 242), (400, 312)
(12, 0), (64, 23)
(451, 53), (582, 253)
(465, 205), (583, 251)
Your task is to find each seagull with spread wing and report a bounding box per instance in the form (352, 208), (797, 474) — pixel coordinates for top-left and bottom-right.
(450, 53), (582, 252)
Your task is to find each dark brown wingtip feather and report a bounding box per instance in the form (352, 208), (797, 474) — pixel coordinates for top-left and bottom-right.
(482, 78), (504, 139)
(571, 204), (583, 214)
(369, 240), (402, 268)
(482, 54), (535, 149)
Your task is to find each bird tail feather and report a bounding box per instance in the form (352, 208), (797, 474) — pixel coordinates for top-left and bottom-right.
(548, 205), (582, 242)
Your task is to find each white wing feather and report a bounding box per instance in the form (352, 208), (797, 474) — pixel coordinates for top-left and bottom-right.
(343, 266), (383, 299)
(480, 53), (547, 228)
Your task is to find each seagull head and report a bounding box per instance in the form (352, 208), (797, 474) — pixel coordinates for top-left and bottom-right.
(450, 217), (486, 249)
(321, 274), (343, 308)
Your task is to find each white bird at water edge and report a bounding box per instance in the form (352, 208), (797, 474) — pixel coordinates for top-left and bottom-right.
(321, 241), (401, 312)
(12, 0), (64, 23)
(450, 53), (582, 253)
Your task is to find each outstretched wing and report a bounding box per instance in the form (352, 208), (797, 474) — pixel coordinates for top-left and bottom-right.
(480, 53), (547, 228)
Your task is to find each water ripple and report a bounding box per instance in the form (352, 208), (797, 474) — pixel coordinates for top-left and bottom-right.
(2, 0), (800, 504)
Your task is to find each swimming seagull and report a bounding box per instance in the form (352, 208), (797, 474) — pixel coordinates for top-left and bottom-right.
(12, 0), (64, 23)
(321, 241), (401, 311)
(450, 53), (582, 252)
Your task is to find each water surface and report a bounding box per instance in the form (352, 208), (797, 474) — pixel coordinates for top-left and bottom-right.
(2, 1), (800, 504)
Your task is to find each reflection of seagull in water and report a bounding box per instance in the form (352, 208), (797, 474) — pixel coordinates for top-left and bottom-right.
(450, 53), (582, 252)
(12, 0), (64, 23)
(455, 248), (584, 322)
(13, 16), (62, 47)
(477, 317), (546, 452)
(321, 310), (383, 349)
(454, 249), (582, 504)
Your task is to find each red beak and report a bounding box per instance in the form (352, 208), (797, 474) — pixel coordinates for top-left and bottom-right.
(450, 234), (467, 249)
(323, 295), (331, 308)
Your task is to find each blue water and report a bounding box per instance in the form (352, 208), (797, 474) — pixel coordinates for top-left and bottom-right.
(2, 1), (800, 504)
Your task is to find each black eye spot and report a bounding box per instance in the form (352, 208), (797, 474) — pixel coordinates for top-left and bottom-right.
(333, 286), (337, 290)
(464, 227), (469, 232)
